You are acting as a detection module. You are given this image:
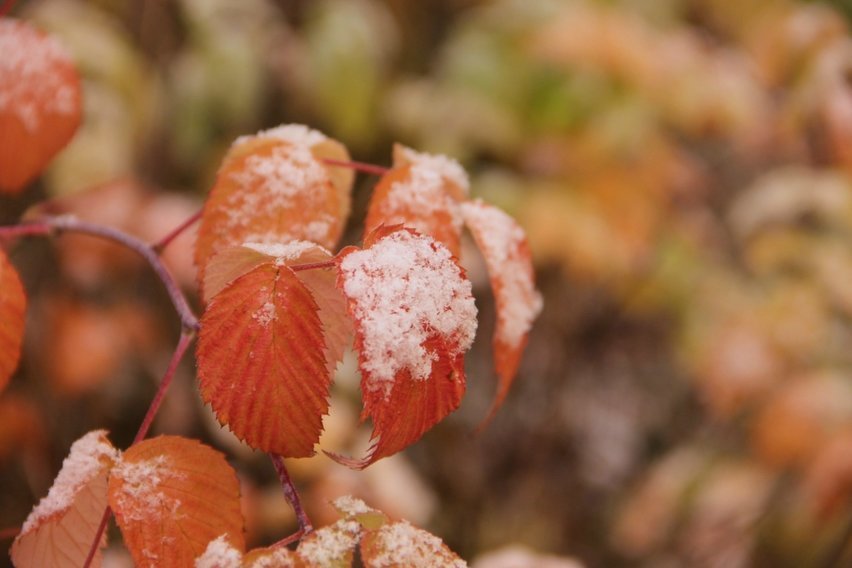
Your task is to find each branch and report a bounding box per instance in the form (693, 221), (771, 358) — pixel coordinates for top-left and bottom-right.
(270, 454), (313, 536)
(0, 216), (199, 331)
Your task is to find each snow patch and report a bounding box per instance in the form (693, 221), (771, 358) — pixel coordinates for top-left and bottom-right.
(243, 240), (326, 265)
(112, 454), (185, 522)
(332, 495), (374, 517)
(339, 230), (477, 398)
(369, 521), (467, 567)
(195, 535), (242, 568)
(297, 519), (361, 565)
(21, 430), (117, 534)
(235, 124), (328, 149)
(398, 146), (470, 196)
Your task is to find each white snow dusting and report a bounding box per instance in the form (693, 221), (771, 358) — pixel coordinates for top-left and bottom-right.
(21, 430), (117, 534)
(369, 521), (467, 567)
(195, 535), (242, 568)
(297, 519), (361, 565)
(235, 123), (328, 149)
(398, 146), (470, 196)
(111, 454), (185, 522)
(243, 240), (325, 265)
(339, 230), (477, 398)
(332, 495), (374, 517)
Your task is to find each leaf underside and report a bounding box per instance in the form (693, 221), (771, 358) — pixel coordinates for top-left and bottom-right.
(197, 261), (330, 457)
(0, 248), (26, 393)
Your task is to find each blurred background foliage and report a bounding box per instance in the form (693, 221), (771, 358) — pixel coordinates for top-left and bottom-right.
(4, 0), (852, 566)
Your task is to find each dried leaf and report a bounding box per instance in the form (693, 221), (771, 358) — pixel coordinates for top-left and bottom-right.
(0, 19), (82, 193)
(461, 200), (542, 419)
(332, 227), (476, 468)
(360, 520), (466, 568)
(364, 145), (468, 257)
(0, 248), (26, 393)
(108, 436), (245, 568)
(194, 125), (350, 298)
(11, 430), (118, 568)
(197, 257), (329, 457)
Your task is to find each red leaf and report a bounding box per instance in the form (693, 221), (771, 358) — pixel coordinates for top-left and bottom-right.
(194, 125), (352, 299)
(11, 430), (118, 568)
(0, 248), (26, 393)
(197, 258), (330, 457)
(108, 436), (245, 568)
(332, 227), (477, 468)
(364, 145), (469, 257)
(461, 200), (542, 421)
(0, 19), (82, 193)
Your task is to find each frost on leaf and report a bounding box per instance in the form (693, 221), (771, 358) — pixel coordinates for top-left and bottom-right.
(0, 248), (26, 393)
(461, 200), (543, 420)
(297, 519), (362, 567)
(0, 19), (82, 193)
(197, 258), (330, 457)
(333, 227), (477, 468)
(11, 430), (117, 568)
(364, 145), (469, 257)
(108, 436), (245, 568)
(194, 125), (352, 299)
(360, 520), (467, 568)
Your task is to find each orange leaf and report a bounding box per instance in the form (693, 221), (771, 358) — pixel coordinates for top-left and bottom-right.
(359, 520), (466, 567)
(0, 248), (26, 393)
(0, 19), (82, 193)
(461, 200), (542, 420)
(11, 430), (118, 568)
(364, 145), (468, 257)
(194, 125), (351, 299)
(197, 258), (329, 457)
(332, 227), (477, 468)
(108, 436), (245, 568)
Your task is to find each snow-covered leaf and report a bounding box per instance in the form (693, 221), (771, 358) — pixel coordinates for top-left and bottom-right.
(360, 520), (467, 568)
(332, 227), (476, 468)
(194, 124), (351, 299)
(11, 430), (118, 568)
(0, 248), (26, 393)
(296, 519), (362, 567)
(108, 436), (245, 568)
(461, 200), (542, 420)
(197, 255), (329, 457)
(0, 19), (82, 193)
(364, 145), (468, 257)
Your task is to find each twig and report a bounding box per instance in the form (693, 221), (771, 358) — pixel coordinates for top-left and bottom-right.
(270, 454), (313, 535)
(151, 209), (202, 254)
(289, 259), (336, 272)
(0, 526), (20, 540)
(321, 158), (389, 177)
(0, 217), (199, 331)
(82, 508), (111, 568)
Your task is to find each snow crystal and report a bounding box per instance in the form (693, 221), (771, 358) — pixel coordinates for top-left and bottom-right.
(234, 123), (327, 149)
(297, 519), (361, 565)
(398, 146), (470, 196)
(195, 535), (242, 568)
(332, 495), (374, 517)
(339, 230), (477, 398)
(21, 430), (117, 534)
(112, 454), (185, 522)
(369, 521), (467, 568)
(461, 200), (542, 348)
(0, 20), (79, 132)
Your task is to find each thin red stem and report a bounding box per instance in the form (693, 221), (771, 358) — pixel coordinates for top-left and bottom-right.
(82, 508), (111, 568)
(151, 209), (202, 254)
(289, 259), (336, 272)
(0, 0), (18, 18)
(0, 217), (199, 331)
(272, 527), (307, 548)
(0, 526), (20, 540)
(321, 158), (389, 177)
(270, 454), (313, 535)
(133, 331), (194, 443)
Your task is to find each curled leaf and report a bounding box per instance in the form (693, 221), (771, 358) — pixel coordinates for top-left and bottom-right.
(461, 200), (542, 420)
(197, 254), (329, 457)
(0, 19), (82, 193)
(108, 436), (245, 568)
(194, 124), (352, 298)
(364, 145), (468, 257)
(333, 227), (476, 468)
(11, 430), (118, 568)
(0, 248), (26, 393)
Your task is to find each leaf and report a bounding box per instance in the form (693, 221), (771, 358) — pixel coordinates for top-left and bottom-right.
(194, 125), (351, 299)
(461, 200), (542, 421)
(0, 19), (82, 193)
(364, 145), (469, 257)
(296, 519), (362, 567)
(108, 436), (245, 568)
(197, 257), (330, 457)
(11, 430), (118, 568)
(359, 520), (466, 568)
(0, 248), (26, 393)
(332, 227), (477, 468)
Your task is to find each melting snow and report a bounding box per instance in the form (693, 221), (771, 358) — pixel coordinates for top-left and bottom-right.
(112, 454), (184, 522)
(21, 430), (117, 534)
(461, 200), (542, 348)
(0, 20), (78, 132)
(243, 240), (326, 265)
(339, 230), (477, 398)
(252, 301), (277, 327)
